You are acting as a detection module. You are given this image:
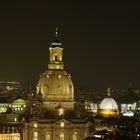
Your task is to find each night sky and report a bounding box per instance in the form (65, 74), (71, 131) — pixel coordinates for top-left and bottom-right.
(0, 1), (140, 90)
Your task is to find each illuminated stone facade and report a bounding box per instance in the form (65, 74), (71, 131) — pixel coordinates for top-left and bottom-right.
(22, 29), (93, 140)
(23, 119), (91, 140)
(37, 30), (74, 111)
(0, 133), (20, 140)
(0, 30), (93, 140)
(0, 123), (22, 140)
(0, 98), (26, 113)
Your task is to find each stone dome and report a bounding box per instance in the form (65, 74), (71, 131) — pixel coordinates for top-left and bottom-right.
(99, 98), (118, 110)
(37, 70), (74, 101)
(37, 30), (74, 103)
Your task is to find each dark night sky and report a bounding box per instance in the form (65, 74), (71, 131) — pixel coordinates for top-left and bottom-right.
(0, 1), (140, 90)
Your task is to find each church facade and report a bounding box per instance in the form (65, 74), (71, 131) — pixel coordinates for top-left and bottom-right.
(22, 29), (93, 140)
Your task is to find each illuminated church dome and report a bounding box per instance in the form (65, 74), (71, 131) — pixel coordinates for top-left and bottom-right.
(99, 88), (119, 116)
(37, 28), (74, 102)
(38, 70), (74, 101)
(99, 98), (118, 110)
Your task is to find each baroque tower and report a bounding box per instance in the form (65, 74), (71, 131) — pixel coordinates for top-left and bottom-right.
(37, 28), (74, 109)
(48, 28), (64, 70)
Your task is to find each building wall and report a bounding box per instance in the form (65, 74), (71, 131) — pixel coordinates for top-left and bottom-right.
(43, 101), (74, 110)
(23, 121), (91, 140)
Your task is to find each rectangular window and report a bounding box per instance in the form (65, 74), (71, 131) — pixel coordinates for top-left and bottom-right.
(60, 133), (64, 140)
(58, 108), (64, 116)
(33, 132), (38, 140)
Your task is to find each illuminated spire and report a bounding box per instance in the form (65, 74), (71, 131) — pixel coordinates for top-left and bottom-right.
(107, 88), (111, 96)
(55, 27), (58, 37)
(51, 27), (62, 47)
(48, 28), (64, 70)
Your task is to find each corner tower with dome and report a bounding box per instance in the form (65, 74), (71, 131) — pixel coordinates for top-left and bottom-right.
(37, 28), (74, 110)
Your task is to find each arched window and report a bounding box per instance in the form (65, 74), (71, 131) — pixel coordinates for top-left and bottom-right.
(45, 133), (50, 140)
(55, 53), (58, 61)
(73, 132), (78, 140)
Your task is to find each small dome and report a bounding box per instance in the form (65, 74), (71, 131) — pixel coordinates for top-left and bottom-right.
(99, 98), (118, 110)
(123, 111), (134, 117)
(37, 70), (74, 101)
(99, 98), (119, 117)
(99, 97), (119, 116)
(12, 98), (26, 105)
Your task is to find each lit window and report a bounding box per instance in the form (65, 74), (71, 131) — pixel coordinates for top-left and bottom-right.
(58, 108), (64, 116)
(46, 133), (50, 140)
(58, 75), (62, 79)
(60, 133), (64, 140)
(0, 107), (7, 113)
(33, 132), (38, 140)
(73, 132), (78, 140)
(45, 74), (49, 78)
(54, 53), (58, 61)
(0, 133), (20, 140)
(15, 118), (17, 122)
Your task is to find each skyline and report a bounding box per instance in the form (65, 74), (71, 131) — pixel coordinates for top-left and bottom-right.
(0, 1), (140, 90)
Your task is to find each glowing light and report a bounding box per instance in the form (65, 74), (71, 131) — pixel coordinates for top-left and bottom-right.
(99, 109), (119, 116)
(99, 98), (118, 110)
(58, 108), (64, 116)
(33, 123), (38, 128)
(0, 106), (7, 113)
(14, 118), (17, 122)
(46, 134), (50, 140)
(34, 132), (38, 140)
(73, 132), (78, 140)
(0, 133), (20, 140)
(60, 122), (65, 128)
(60, 133), (64, 140)
(93, 134), (102, 138)
(123, 111), (134, 117)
